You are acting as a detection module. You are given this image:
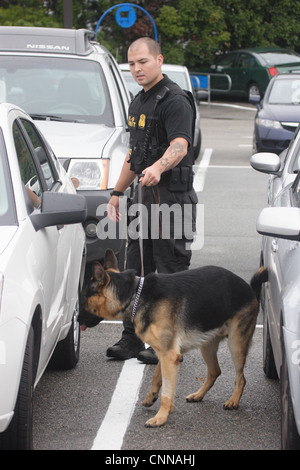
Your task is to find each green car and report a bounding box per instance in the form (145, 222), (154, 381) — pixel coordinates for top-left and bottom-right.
(208, 48), (300, 99)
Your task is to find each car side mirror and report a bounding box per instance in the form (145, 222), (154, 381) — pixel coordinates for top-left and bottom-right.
(249, 94), (261, 109)
(257, 207), (300, 241)
(196, 90), (209, 102)
(250, 152), (281, 175)
(30, 191), (87, 231)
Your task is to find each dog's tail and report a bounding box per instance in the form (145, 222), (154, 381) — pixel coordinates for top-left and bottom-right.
(250, 267), (268, 302)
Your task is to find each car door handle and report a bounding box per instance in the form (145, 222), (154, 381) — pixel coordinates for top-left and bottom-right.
(271, 239), (278, 253)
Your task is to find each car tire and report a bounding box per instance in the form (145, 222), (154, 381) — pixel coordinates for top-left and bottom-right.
(0, 327), (34, 450)
(48, 291), (81, 370)
(263, 311), (278, 379)
(280, 340), (300, 449)
(248, 82), (260, 100)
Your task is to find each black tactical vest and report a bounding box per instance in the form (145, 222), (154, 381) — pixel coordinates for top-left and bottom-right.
(127, 77), (195, 177)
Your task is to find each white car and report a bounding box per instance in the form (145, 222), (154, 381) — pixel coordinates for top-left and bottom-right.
(0, 103), (87, 450)
(120, 63), (202, 160)
(0, 26), (131, 266)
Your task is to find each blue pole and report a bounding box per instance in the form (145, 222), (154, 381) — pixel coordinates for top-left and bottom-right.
(94, 3), (158, 41)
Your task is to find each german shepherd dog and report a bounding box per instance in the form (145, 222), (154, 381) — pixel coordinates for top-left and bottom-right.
(79, 249), (267, 427)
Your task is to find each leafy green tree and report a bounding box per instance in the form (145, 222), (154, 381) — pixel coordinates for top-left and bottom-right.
(1, 0), (300, 67)
(0, 0), (62, 27)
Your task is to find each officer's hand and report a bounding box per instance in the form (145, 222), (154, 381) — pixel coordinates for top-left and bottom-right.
(107, 196), (121, 222)
(139, 166), (161, 187)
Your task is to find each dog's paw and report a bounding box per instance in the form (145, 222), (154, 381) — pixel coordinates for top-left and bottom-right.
(186, 392), (203, 403)
(142, 392), (158, 408)
(145, 413), (167, 428)
(223, 399), (239, 410)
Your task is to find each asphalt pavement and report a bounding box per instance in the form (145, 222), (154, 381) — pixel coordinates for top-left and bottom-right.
(33, 101), (282, 451)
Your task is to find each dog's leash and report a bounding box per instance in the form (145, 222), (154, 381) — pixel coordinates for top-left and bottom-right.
(131, 180), (145, 323)
(137, 180), (145, 278)
(130, 180), (161, 323)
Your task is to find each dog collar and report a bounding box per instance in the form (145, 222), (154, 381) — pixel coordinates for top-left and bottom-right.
(131, 276), (144, 323)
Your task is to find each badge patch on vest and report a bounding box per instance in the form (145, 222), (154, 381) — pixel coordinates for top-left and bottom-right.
(138, 114), (146, 129)
(128, 115), (137, 128)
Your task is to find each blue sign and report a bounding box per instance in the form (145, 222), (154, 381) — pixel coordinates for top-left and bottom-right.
(115, 5), (137, 28)
(95, 4), (158, 41)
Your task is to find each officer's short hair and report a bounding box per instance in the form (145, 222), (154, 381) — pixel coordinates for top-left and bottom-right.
(129, 37), (162, 58)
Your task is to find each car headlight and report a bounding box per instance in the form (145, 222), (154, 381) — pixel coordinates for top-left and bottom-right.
(256, 118), (282, 129)
(68, 159), (109, 190)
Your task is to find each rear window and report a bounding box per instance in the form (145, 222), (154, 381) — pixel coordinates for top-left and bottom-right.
(0, 56), (114, 125)
(259, 51), (300, 66)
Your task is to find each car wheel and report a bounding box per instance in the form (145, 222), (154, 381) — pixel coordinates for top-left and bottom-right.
(263, 310), (278, 379)
(280, 341), (300, 449)
(48, 291), (81, 370)
(0, 327), (34, 450)
(248, 82), (260, 100)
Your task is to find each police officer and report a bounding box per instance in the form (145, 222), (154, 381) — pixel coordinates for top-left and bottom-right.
(106, 37), (197, 363)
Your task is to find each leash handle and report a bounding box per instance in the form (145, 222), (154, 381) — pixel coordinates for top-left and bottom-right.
(138, 181), (145, 278)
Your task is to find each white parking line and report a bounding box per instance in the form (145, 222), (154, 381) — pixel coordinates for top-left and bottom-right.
(193, 147), (213, 192)
(91, 358), (146, 450)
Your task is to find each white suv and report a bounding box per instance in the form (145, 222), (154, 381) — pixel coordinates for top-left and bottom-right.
(0, 26), (131, 265)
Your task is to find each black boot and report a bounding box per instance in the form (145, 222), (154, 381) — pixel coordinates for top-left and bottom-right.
(106, 322), (144, 360)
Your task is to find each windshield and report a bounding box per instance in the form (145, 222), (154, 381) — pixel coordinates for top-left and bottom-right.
(260, 51), (300, 66)
(164, 70), (190, 90)
(268, 78), (300, 104)
(0, 56), (114, 125)
(0, 129), (17, 226)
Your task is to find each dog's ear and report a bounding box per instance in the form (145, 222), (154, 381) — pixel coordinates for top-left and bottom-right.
(104, 249), (119, 271)
(92, 261), (105, 281)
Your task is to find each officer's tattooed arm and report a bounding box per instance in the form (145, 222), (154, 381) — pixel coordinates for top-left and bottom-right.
(140, 137), (188, 187)
(159, 139), (187, 170)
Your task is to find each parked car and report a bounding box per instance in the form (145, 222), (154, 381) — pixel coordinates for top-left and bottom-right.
(0, 103), (87, 450)
(250, 123), (300, 204)
(251, 132), (300, 448)
(0, 26), (131, 266)
(207, 48), (300, 100)
(254, 182), (300, 449)
(120, 63), (202, 160)
(250, 73), (300, 154)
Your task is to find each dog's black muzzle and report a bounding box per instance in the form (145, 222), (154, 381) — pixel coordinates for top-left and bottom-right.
(78, 309), (103, 330)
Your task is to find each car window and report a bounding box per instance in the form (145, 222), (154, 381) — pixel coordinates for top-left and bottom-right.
(259, 51), (300, 65)
(164, 70), (190, 90)
(109, 61), (128, 124)
(292, 173), (300, 207)
(216, 54), (236, 68)
(0, 56), (114, 125)
(236, 53), (257, 68)
(268, 79), (300, 104)
(20, 119), (55, 190)
(122, 70), (141, 96)
(0, 128), (17, 225)
(291, 146), (300, 173)
(13, 121), (43, 207)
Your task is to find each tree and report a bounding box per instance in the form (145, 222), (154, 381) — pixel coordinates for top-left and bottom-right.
(1, 0), (300, 67)
(0, 0), (62, 27)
